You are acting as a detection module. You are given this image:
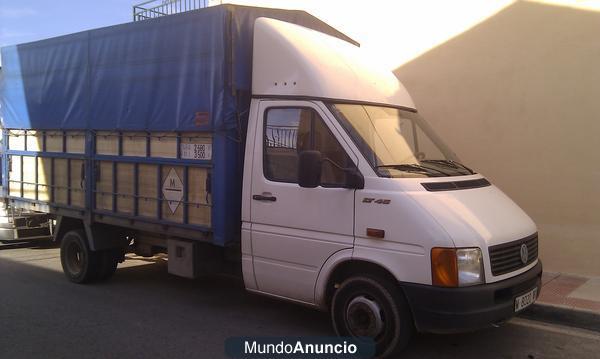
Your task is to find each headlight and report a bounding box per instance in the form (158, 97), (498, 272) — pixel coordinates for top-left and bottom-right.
(431, 247), (484, 287)
(456, 248), (484, 286)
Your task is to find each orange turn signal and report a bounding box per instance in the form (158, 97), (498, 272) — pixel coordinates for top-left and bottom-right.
(431, 248), (458, 287)
(366, 228), (385, 238)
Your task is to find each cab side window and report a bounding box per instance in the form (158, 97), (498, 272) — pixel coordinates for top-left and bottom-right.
(264, 107), (352, 187)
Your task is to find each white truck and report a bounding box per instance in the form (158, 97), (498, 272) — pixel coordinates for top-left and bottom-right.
(0, 5), (541, 357)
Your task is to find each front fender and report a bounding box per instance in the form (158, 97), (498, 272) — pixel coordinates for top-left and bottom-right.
(313, 248), (354, 309)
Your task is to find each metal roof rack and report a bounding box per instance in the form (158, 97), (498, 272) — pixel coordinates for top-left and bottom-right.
(133, 0), (209, 21)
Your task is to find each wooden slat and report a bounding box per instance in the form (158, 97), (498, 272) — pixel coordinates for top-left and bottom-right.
(22, 156), (36, 200)
(138, 164), (158, 218)
(150, 132), (177, 158)
(96, 132), (119, 155)
(53, 159), (68, 204)
(188, 167), (210, 226)
(46, 131), (64, 152)
(66, 131), (85, 154)
(26, 131), (43, 152)
(8, 155), (21, 196)
(37, 157), (51, 202)
(70, 159), (85, 207)
(95, 161), (114, 211)
(123, 132), (147, 157)
(116, 162), (134, 214)
(8, 130), (25, 151)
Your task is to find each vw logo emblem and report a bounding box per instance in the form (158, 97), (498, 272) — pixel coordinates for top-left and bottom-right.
(520, 244), (529, 264)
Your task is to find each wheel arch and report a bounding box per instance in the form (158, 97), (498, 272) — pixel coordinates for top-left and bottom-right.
(54, 216), (85, 244)
(315, 252), (404, 310)
(54, 216), (129, 251)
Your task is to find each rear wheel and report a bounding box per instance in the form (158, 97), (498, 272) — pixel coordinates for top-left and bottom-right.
(331, 276), (414, 358)
(96, 249), (120, 281)
(60, 229), (100, 283)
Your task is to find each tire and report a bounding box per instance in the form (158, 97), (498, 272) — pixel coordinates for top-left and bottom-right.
(60, 229), (100, 283)
(96, 249), (119, 281)
(331, 276), (414, 358)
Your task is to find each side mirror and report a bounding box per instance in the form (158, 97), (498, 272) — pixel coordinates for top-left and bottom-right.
(298, 150), (322, 188)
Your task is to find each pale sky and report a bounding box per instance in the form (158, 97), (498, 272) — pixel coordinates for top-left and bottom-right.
(2, 0), (599, 68)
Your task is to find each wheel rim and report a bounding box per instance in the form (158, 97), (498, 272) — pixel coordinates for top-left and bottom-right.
(65, 241), (84, 275)
(346, 295), (384, 338)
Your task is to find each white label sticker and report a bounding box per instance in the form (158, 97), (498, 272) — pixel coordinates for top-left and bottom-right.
(180, 143), (212, 160)
(162, 168), (184, 214)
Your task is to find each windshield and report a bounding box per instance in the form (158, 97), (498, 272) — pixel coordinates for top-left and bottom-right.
(329, 103), (474, 177)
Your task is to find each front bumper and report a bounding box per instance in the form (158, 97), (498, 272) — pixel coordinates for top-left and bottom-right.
(402, 260), (543, 333)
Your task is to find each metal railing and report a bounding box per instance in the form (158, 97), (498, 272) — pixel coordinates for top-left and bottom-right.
(133, 0), (209, 21)
(266, 126), (299, 149)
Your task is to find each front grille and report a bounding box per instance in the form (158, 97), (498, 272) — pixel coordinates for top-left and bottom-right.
(489, 233), (538, 276)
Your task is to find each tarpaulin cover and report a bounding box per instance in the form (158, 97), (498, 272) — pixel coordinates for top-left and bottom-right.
(0, 4), (356, 132)
(0, 4), (356, 246)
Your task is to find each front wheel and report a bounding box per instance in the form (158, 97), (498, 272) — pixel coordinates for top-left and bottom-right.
(331, 276), (414, 358)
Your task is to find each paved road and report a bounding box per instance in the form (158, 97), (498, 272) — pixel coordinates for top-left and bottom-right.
(1, 244), (598, 359)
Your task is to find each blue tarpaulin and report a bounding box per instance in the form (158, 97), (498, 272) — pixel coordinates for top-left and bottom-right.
(0, 4), (355, 132)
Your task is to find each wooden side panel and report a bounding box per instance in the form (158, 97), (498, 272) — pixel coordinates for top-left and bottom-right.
(123, 132), (147, 157)
(150, 132), (177, 158)
(138, 164), (158, 218)
(95, 161), (114, 211)
(66, 132), (85, 154)
(9, 155), (21, 197)
(188, 167), (211, 226)
(22, 156), (37, 200)
(96, 132), (119, 155)
(8, 131), (25, 151)
(161, 166), (184, 223)
(116, 162), (134, 214)
(37, 157), (52, 202)
(54, 159), (68, 205)
(46, 131), (64, 152)
(6, 129), (214, 232)
(70, 159), (85, 207)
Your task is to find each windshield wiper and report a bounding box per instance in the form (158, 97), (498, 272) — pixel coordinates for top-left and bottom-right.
(420, 160), (475, 174)
(376, 164), (451, 176)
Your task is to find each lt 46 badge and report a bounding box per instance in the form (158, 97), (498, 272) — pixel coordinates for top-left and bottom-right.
(362, 198), (391, 204)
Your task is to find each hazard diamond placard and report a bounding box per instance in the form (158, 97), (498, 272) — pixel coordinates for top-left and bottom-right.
(162, 168), (183, 214)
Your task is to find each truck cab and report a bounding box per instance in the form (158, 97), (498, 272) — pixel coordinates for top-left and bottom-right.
(241, 18), (542, 357)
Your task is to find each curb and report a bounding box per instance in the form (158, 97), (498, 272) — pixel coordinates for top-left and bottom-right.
(520, 303), (600, 332)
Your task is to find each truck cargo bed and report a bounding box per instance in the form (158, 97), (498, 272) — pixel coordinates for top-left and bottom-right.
(0, 4), (355, 245)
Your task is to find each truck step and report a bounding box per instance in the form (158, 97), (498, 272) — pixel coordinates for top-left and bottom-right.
(16, 227), (52, 239)
(13, 214), (51, 228)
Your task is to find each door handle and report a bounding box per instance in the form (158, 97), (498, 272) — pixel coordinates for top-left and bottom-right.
(253, 194), (277, 202)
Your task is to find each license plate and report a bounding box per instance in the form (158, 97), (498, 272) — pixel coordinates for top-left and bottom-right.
(514, 288), (538, 312)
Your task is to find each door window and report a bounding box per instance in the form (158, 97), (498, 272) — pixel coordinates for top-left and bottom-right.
(263, 107), (352, 187)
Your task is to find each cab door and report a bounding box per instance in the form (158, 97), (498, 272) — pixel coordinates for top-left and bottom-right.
(249, 100), (358, 303)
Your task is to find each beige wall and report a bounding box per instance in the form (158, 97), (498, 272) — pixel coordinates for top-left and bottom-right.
(395, 1), (600, 276)
(216, 0), (600, 276)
